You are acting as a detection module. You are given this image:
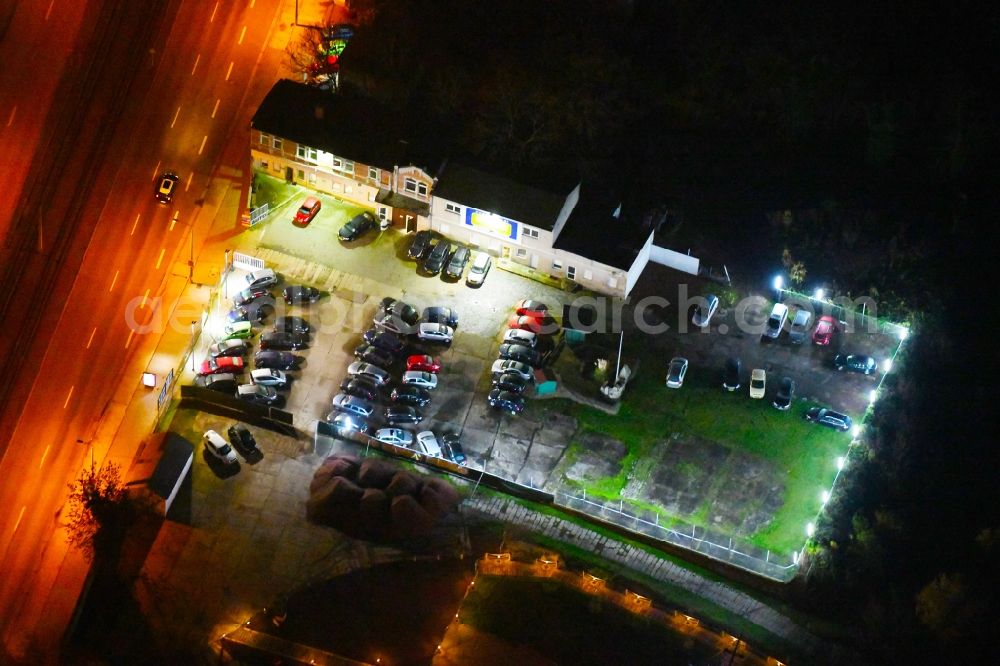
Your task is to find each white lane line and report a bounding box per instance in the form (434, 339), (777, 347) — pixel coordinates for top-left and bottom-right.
(155, 248), (166, 269)
(210, 1), (219, 22)
(63, 386), (74, 409)
(140, 288), (150, 309)
(191, 53), (201, 76)
(197, 135), (208, 155)
(86, 327), (97, 349)
(211, 98), (220, 118)
(109, 270), (119, 292)
(6, 106), (15, 127)
(13, 507), (26, 534)
(152, 161), (161, 180)
(250, 0), (255, 8)
(170, 106), (181, 128)
(45, 0), (55, 21)
(39, 445), (51, 468)
(225, 62), (234, 80)
(131, 213), (141, 236)
(185, 172), (194, 191)
(124, 330), (135, 349)
(238, 26), (247, 45)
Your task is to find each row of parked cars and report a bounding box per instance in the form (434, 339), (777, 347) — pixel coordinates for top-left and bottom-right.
(407, 230), (492, 286)
(484, 300), (558, 415)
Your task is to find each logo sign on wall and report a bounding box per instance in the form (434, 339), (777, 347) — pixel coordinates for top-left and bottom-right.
(464, 207), (519, 242)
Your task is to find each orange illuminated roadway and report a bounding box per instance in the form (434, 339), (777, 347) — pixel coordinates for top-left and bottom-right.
(0, 0), (286, 657)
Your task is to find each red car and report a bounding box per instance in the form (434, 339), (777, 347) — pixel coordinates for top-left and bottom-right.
(507, 314), (559, 335)
(515, 299), (549, 317)
(812, 315), (839, 346)
(293, 196), (321, 226)
(406, 354), (441, 373)
(198, 356), (245, 376)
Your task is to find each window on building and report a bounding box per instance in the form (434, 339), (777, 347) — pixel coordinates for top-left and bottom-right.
(259, 133), (270, 145)
(567, 266), (576, 280)
(297, 169), (305, 180)
(418, 182), (427, 196)
(272, 137), (282, 150)
(296, 145), (318, 161)
(404, 178), (417, 193)
(332, 158), (342, 169)
(552, 260), (563, 271)
(445, 203), (460, 214)
(523, 228), (539, 239)
(583, 269), (593, 281)
(261, 161), (268, 169)
(343, 161), (354, 174)
(368, 167), (378, 180)
(516, 248), (527, 258)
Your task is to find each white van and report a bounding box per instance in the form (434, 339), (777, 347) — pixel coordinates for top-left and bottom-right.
(466, 252), (491, 286)
(763, 303), (788, 339)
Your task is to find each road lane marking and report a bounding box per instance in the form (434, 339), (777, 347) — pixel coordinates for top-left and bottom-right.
(250, 0), (255, 8)
(63, 386), (74, 409)
(171, 106), (181, 128)
(39, 445), (51, 468)
(186, 172), (194, 191)
(86, 327), (97, 349)
(152, 161), (161, 180)
(13, 507), (26, 534)
(225, 62), (234, 80)
(155, 248), (166, 269)
(238, 26), (247, 45)
(198, 135), (208, 155)
(131, 213), (141, 235)
(45, 0), (55, 21)
(140, 288), (150, 309)
(125, 330), (135, 349)
(191, 54), (201, 76)
(210, 2), (219, 22)
(211, 98), (220, 118)
(109, 270), (119, 292)
(6, 106), (15, 127)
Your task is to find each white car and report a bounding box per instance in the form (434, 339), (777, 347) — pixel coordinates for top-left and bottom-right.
(347, 361), (391, 386)
(466, 251), (491, 286)
(415, 431), (442, 457)
(417, 322), (454, 343)
(331, 393), (376, 417)
(491, 359), (533, 382)
(401, 371), (438, 390)
(503, 328), (537, 348)
(763, 303), (788, 339)
(250, 368), (288, 388)
(692, 294), (719, 328)
(749, 368), (766, 398)
(665, 357), (688, 388)
(374, 428), (413, 447)
(203, 430), (238, 465)
(246, 268), (277, 289)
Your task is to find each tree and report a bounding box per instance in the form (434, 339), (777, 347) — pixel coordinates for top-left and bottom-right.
(65, 461), (138, 561)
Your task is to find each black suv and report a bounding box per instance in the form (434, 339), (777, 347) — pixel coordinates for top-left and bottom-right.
(260, 331), (308, 351)
(492, 372), (527, 394)
(379, 298), (419, 326)
(338, 211), (377, 241)
(423, 242), (451, 275)
(407, 230), (433, 260)
(340, 377), (380, 401)
(384, 405), (423, 425)
(254, 351), (298, 370)
(227, 424), (258, 455)
(390, 385), (431, 408)
(362, 328), (404, 355)
(421, 306), (458, 328)
(274, 316), (310, 335)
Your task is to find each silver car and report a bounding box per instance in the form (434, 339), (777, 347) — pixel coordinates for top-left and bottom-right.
(691, 294), (719, 328)
(250, 368), (288, 388)
(246, 268), (277, 289)
(374, 314), (415, 336)
(466, 252), (491, 286)
(331, 393), (376, 417)
(347, 361), (391, 386)
(417, 322), (454, 343)
(374, 428), (414, 447)
(401, 371), (438, 390)
(665, 357), (688, 388)
(490, 359), (532, 381)
(503, 328), (536, 348)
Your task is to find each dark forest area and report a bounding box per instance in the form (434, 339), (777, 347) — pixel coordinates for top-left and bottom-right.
(341, 0), (999, 661)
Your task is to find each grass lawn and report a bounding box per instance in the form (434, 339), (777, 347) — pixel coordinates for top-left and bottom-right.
(251, 171), (301, 210)
(543, 351), (852, 554)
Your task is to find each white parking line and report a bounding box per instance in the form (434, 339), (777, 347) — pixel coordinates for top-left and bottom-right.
(238, 26), (247, 45)
(63, 386), (74, 409)
(131, 213), (141, 236)
(225, 62), (234, 80)
(170, 106), (181, 128)
(124, 330), (135, 349)
(155, 248), (166, 269)
(191, 53), (201, 76)
(140, 288), (150, 309)
(210, 1), (219, 22)
(197, 135), (208, 155)
(211, 98), (220, 118)
(86, 327), (97, 349)
(109, 270), (119, 292)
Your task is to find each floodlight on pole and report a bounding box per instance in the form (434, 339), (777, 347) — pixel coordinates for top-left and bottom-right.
(898, 327), (910, 341)
(836, 456), (845, 471)
(821, 490), (830, 505)
(806, 522), (816, 537)
(772, 275), (783, 291)
(882, 359), (893, 373)
(868, 389), (877, 404)
(813, 288), (825, 301)
(851, 424), (861, 438)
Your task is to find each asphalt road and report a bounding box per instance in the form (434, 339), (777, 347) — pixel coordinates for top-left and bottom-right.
(0, 0), (285, 655)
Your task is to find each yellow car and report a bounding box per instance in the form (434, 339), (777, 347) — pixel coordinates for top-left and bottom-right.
(749, 368), (766, 399)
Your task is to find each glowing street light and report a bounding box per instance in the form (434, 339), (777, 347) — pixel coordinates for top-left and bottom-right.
(851, 424), (861, 438)
(813, 288), (825, 300)
(772, 275), (783, 291)
(882, 359), (893, 373)
(868, 389), (877, 404)
(836, 456), (845, 471)
(806, 522), (816, 537)
(821, 490), (830, 504)
(898, 327), (910, 341)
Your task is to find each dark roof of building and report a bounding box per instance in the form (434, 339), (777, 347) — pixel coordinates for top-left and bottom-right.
(432, 163), (573, 231)
(251, 79), (441, 173)
(553, 183), (658, 271)
(125, 432), (193, 500)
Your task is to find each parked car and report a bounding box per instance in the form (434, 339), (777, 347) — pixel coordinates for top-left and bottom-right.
(833, 354), (877, 375)
(498, 342), (541, 367)
(492, 372), (527, 394)
(234, 286), (271, 307)
(208, 339), (248, 359)
(155, 172), (179, 204)
(254, 350), (297, 370)
(507, 314), (559, 335)
(379, 298), (419, 326)
(423, 241), (451, 274)
(406, 354), (441, 373)
(293, 196), (321, 226)
(236, 384), (282, 406)
(491, 359), (533, 382)
(788, 309), (812, 344)
(203, 430), (238, 465)
(227, 424), (258, 456)
(327, 412), (369, 437)
(812, 315), (839, 346)
(416, 322), (454, 343)
(749, 368), (766, 398)
(194, 372), (238, 393)
(363, 328), (405, 355)
(805, 407), (853, 431)
(503, 329), (537, 348)
(274, 316), (310, 335)
(773, 377), (795, 410)
(332, 393), (376, 417)
(338, 211), (377, 241)
(466, 252), (491, 286)
(421, 306), (459, 328)
(407, 230), (433, 260)
(340, 377), (380, 401)
(250, 368), (288, 388)
(224, 321), (254, 340)
(390, 385), (431, 407)
(384, 405), (423, 425)
(515, 300), (549, 317)
(354, 343), (393, 368)
(198, 356), (244, 376)
(440, 433), (466, 464)
(723, 357), (742, 391)
(374, 428), (413, 448)
(445, 246), (471, 279)
(414, 430), (442, 457)
(763, 303), (788, 339)
(487, 389), (525, 414)
(245, 268), (277, 289)
(691, 295), (719, 328)
(401, 371), (438, 389)
(226, 306), (266, 325)
(347, 361), (391, 385)
(374, 314), (415, 336)
(282, 285), (321, 304)
(260, 331), (307, 351)
(665, 357), (688, 388)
